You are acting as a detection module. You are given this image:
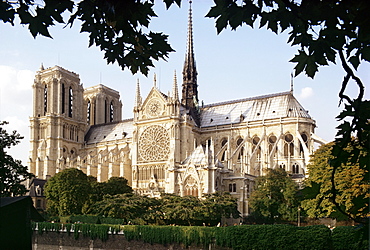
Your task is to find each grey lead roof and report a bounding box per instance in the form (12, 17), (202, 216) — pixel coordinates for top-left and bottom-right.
(85, 119), (133, 145)
(200, 91), (311, 127)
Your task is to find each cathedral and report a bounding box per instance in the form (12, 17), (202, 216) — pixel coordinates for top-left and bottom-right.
(28, 3), (325, 216)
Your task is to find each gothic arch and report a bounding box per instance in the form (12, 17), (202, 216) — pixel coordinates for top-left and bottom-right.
(183, 175), (199, 197)
(220, 137), (228, 162)
(284, 133), (294, 157)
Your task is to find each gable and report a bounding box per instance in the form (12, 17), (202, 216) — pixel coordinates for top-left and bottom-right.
(141, 87), (168, 119)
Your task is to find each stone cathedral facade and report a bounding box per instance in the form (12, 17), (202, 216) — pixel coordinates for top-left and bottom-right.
(28, 4), (325, 216)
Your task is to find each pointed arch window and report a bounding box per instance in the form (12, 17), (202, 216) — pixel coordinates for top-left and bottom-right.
(105, 100), (108, 123)
(221, 138), (228, 162)
(299, 133), (308, 157)
(87, 100), (91, 124)
(279, 163), (286, 170)
(268, 135), (278, 158)
(184, 176), (198, 196)
(110, 101), (114, 122)
(93, 99), (96, 125)
(44, 85), (47, 115)
(284, 133), (294, 157)
(252, 136), (261, 161)
(237, 138), (244, 162)
(292, 163), (299, 174)
(68, 87), (73, 118)
(61, 84), (65, 114)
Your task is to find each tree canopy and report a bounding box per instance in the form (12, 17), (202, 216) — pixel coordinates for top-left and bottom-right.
(301, 142), (369, 221)
(44, 168), (91, 216)
(87, 192), (239, 226)
(0, 121), (34, 197)
(45, 169), (133, 216)
(1, 0), (181, 75)
(249, 168), (299, 223)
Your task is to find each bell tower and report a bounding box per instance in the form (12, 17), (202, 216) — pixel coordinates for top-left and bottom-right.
(28, 65), (86, 179)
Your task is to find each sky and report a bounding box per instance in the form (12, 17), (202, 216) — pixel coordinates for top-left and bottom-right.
(0, 1), (369, 166)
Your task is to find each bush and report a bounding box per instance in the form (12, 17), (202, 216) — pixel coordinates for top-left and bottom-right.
(215, 225), (331, 250)
(332, 226), (369, 250)
(32, 223), (367, 249)
(67, 215), (125, 225)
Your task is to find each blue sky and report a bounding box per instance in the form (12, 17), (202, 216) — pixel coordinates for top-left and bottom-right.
(0, 1), (369, 165)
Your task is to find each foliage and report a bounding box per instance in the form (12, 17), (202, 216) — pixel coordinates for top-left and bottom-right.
(32, 221), (120, 242)
(331, 226), (369, 250)
(205, 0), (370, 224)
(249, 168), (299, 223)
(87, 192), (239, 226)
(35, 222), (369, 250)
(216, 224), (332, 250)
(87, 193), (160, 224)
(301, 142), (369, 219)
(0, 121), (34, 197)
(0, 0), (183, 75)
(33, 221), (62, 235)
(88, 176), (132, 202)
(160, 192), (239, 226)
(44, 168), (91, 216)
(69, 215), (125, 225)
(123, 225), (216, 248)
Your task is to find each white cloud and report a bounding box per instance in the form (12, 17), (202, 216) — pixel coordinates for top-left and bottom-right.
(299, 87), (314, 99)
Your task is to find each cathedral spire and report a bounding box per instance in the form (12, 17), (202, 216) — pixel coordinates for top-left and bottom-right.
(153, 73), (157, 88)
(173, 70), (179, 101)
(182, 0), (198, 110)
(135, 79), (142, 107)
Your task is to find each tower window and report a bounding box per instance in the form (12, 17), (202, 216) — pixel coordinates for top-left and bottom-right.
(87, 100), (91, 124)
(44, 85), (47, 115)
(61, 84), (65, 114)
(110, 101), (114, 122)
(68, 87), (73, 118)
(105, 100), (107, 123)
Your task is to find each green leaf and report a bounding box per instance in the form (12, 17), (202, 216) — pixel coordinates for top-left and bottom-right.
(306, 56), (318, 78)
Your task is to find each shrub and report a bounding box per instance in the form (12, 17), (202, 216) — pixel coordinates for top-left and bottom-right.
(215, 225), (331, 250)
(332, 226), (369, 250)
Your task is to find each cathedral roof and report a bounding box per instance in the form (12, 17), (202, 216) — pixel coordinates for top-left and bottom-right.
(85, 119), (133, 144)
(200, 91), (311, 127)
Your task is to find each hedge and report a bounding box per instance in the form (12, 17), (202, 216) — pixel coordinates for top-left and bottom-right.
(32, 222), (121, 241)
(331, 226), (369, 250)
(57, 215), (125, 225)
(32, 222), (366, 249)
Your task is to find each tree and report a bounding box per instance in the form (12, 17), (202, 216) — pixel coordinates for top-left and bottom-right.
(249, 168), (299, 223)
(87, 193), (160, 225)
(1, 0), (182, 75)
(205, 0), (370, 224)
(0, 121), (34, 197)
(202, 192), (240, 225)
(301, 142), (369, 220)
(44, 168), (91, 216)
(100, 177), (133, 197)
(86, 192), (240, 226)
(85, 176), (133, 211)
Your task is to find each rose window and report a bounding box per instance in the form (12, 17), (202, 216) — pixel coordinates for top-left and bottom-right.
(138, 125), (170, 162)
